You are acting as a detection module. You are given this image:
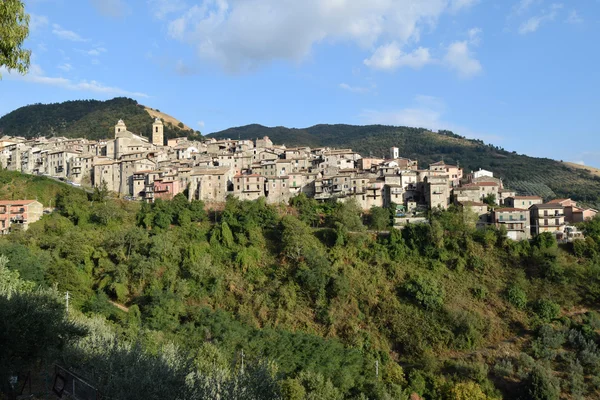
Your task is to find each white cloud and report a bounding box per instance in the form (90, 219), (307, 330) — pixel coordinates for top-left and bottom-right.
(91, 0), (131, 18)
(29, 14), (49, 32)
(518, 3), (563, 34)
(52, 24), (87, 42)
(339, 83), (374, 94)
(197, 121), (205, 128)
(0, 64), (148, 97)
(57, 63), (72, 72)
(467, 27), (482, 45)
(511, 0), (540, 16)
(87, 47), (107, 56)
(149, 0), (188, 19)
(444, 41), (482, 78)
(450, 0), (479, 12)
(163, 0), (478, 72)
(360, 95), (501, 141)
(364, 43), (432, 70)
(566, 10), (583, 24)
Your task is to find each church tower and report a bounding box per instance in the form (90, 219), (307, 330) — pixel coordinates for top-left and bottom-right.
(152, 118), (164, 146)
(115, 119), (127, 136)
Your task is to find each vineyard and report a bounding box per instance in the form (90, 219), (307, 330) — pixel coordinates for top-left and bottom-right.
(505, 180), (556, 200)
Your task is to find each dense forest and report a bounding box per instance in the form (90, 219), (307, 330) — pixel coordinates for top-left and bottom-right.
(210, 124), (600, 209)
(2, 171), (600, 399)
(0, 97), (200, 142)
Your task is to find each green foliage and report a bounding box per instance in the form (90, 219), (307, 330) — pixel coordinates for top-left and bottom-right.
(522, 365), (561, 400)
(0, 98), (195, 141)
(368, 206), (390, 231)
(533, 299), (560, 323)
(506, 284), (528, 310)
(401, 273), (445, 310)
(0, 286), (86, 395)
(2, 187), (600, 398)
(0, 0), (30, 77)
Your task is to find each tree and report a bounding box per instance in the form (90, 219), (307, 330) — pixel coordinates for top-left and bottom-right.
(482, 193), (496, 207)
(523, 365), (560, 400)
(369, 206), (389, 231)
(0, 0), (30, 77)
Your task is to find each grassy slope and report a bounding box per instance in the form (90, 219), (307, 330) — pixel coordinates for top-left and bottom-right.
(210, 124), (600, 208)
(145, 107), (193, 131)
(0, 169), (83, 205)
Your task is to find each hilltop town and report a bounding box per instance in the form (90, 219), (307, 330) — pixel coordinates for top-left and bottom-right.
(0, 118), (596, 239)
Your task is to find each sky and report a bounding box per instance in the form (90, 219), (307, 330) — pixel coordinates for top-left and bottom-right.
(1, 0), (599, 166)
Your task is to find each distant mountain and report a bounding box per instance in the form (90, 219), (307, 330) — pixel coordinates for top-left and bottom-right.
(210, 124), (600, 208)
(0, 97), (200, 142)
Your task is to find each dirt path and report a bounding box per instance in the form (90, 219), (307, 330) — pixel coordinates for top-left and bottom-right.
(109, 300), (129, 312)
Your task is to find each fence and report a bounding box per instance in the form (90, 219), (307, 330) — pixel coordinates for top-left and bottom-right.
(53, 365), (100, 400)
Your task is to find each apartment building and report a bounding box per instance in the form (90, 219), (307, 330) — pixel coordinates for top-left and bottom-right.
(0, 200), (43, 234)
(492, 208), (531, 241)
(530, 203), (566, 236)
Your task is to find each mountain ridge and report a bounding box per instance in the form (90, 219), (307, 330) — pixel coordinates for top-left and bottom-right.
(0, 98), (598, 208)
(209, 123), (600, 208)
(0, 97), (199, 142)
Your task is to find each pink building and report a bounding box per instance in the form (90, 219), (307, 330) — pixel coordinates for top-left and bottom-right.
(0, 200), (43, 234)
(152, 179), (182, 201)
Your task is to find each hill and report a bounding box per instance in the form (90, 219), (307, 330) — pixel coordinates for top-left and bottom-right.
(3, 182), (600, 399)
(0, 97), (200, 142)
(210, 124), (600, 208)
(0, 169), (84, 205)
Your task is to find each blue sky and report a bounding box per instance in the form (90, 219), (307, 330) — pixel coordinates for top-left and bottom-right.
(1, 0), (599, 166)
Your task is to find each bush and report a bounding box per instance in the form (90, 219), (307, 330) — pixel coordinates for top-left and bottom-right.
(506, 284), (527, 310)
(531, 325), (565, 360)
(448, 381), (488, 400)
(533, 299), (560, 323)
(493, 359), (514, 378)
(522, 365), (560, 400)
(401, 274), (445, 310)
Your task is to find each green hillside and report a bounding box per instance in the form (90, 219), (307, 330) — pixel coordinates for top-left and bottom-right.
(210, 124), (600, 208)
(0, 97), (200, 142)
(0, 169), (83, 205)
(3, 189), (600, 399)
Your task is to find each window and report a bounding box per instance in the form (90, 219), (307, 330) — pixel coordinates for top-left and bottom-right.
(544, 219), (549, 226)
(257, 185), (260, 189)
(544, 210), (548, 216)
(246, 185), (249, 190)
(555, 218), (560, 226)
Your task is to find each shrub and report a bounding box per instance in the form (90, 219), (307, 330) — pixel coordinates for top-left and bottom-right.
(533, 299), (560, 323)
(493, 359), (514, 378)
(401, 274), (445, 310)
(523, 365), (560, 400)
(531, 325), (565, 360)
(448, 381), (488, 400)
(568, 360), (586, 400)
(471, 286), (488, 301)
(506, 284), (527, 310)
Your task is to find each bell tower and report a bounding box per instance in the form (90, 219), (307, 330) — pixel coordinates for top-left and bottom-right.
(115, 119), (127, 136)
(152, 117), (164, 146)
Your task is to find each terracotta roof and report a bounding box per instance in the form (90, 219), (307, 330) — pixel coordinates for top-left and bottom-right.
(510, 195), (542, 199)
(547, 198), (570, 204)
(494, 207), (528, 212)
(533, 203), (565, 209)
(0, 200), (39, 206)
